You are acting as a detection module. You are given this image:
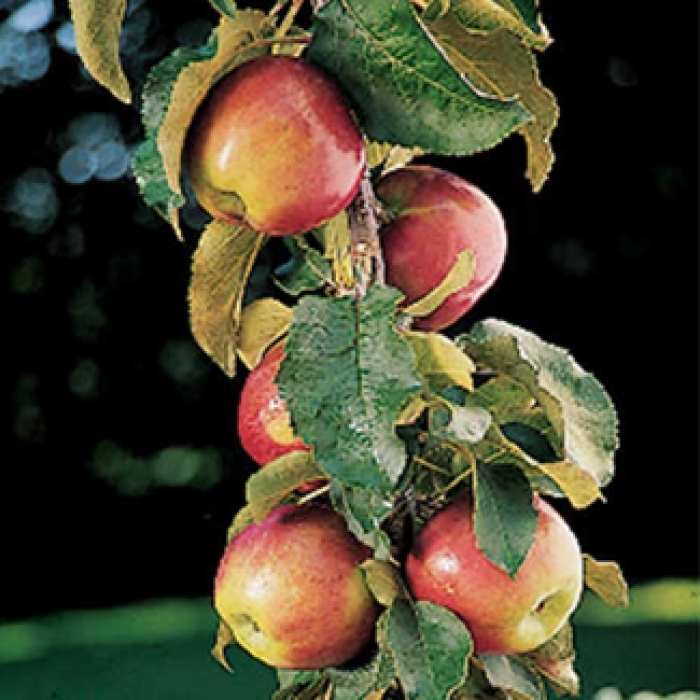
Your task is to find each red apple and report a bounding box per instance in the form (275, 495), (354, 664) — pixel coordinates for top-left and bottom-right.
(237, 341), (310, 467)
(405, 493), (583, 655)
(186, 54), (366, 235)
(214, 503), (380, 669)
(376, 165), (507, 331)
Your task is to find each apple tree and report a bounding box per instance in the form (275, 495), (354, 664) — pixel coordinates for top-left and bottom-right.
(67, 0), (629, 698)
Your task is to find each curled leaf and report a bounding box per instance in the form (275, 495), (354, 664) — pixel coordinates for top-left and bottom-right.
(583, 554), (630, 608)
(188, 221), (266, 377)
(460, 319), (620, 489)
(245, 451), (325, 523)
(237, 298), (293, 370)
(426, 8), (558, 190)
(535, 460), (603, 509)
(402, 250), (475, 321)
(361, 559), (409, 607)
(211, 620), (236, 673)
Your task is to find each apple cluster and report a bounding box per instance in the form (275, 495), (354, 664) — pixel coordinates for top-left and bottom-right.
(186, 54), (507, 332)
(186, 55), (583, 676)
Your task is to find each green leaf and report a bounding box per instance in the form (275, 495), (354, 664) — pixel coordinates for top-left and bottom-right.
(277, 287), (422, 492)
(327, 648), (396, 700)
(474, 462), (538, 576)
(208, 0), (237, 18)
(480, 654), (545, 700)
(329, 482), (394, 558)
(68, 0), (131, 103)
(133, 12), (273, 236)
(273, 674), (329, 700)
(459, 319), (619, 488)
(379, 599), (472, 700)
(274, 237), (333, 296)
(188, 221), (266, 377)
(307, 0), (531, 156)
(245, 451), (325, 522)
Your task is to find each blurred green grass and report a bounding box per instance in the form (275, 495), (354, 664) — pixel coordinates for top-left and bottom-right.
(0, 579), (697, 699)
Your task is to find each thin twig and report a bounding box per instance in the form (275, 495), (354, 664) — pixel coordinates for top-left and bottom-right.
(348, 167), (386, 297)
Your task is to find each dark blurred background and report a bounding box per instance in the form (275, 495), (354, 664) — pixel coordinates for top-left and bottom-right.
(2, 0), (698, 625)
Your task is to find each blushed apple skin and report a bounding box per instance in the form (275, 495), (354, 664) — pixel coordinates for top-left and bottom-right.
(237, 341), (310, 467)
(405, 493), (583, 656)
(186, 55), (366, 236)
(214, 503), (380, 669)
(376, 166), (507, 331)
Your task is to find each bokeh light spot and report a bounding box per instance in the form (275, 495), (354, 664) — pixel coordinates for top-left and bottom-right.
(58, 145), (97, 184)
(7, 0), (54, 33)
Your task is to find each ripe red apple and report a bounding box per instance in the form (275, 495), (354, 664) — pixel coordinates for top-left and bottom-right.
(376, 165), (507, 331)
(186, 54), (366, 235)
(237, 341), (310, 467)
(214, 503), (380, 669)
(405, 493), (583, 655)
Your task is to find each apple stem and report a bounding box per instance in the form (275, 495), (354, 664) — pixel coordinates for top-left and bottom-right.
(348, 167), (386, 297)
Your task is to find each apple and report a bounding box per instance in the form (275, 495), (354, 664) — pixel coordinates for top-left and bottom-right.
(405, 493), (583, 655)
(237, 341), (310, 467)
(186, 54), (366, 236)
(214, 503), (380, 669)
(375, 165), (507, 331)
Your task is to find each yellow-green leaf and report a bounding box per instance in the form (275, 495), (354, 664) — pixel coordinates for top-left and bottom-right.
(245, 451), (325, 523)
(366, 141), (423, 174)
(403, 249), (475, 320)
(361, 559), (409, 607)
(405, 330), (476, 392)
(535, 460), (604, 509)
(227, 503), (255, 541)
(211, 621), (236, 672)
(68, 0), (131, 103)
(321, 211), (355, 290)
(188, 221), (266, 377)
(237, 298), (293, 370)
(583, 554), (630, 608)
(427, 17), (558, 190)
(427, 0), (552, 50)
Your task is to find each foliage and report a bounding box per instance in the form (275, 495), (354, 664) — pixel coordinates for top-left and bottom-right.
(66, 1), (627, 699)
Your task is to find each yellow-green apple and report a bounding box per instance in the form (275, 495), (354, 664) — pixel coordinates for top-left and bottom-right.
(237, 341), (310, 467)
(214, 503), (380, 669)
(376, 165), (507, 331)
(405, 493), (583, 655)
(186, 54), (366, 235)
